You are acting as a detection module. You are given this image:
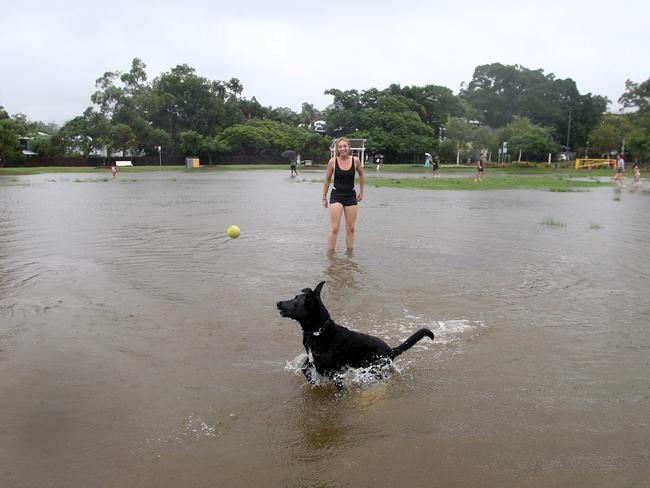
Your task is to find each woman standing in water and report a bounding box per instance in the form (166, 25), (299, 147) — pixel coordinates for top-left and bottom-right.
(322, 137), (365, 251)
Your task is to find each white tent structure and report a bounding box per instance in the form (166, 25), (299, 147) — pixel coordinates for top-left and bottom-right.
(329, 138), (368, 165)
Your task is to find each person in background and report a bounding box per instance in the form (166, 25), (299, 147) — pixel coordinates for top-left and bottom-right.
(432, 155), (440, 178)
(290, 153), (299, 177)
(631, 163), (642, 190)
(322, 137), (365, 251)
(474, 153), (486, 182)
(375, 154), (384, 172)
(111, 162), (117, 178)
(614, 153), (625, 187)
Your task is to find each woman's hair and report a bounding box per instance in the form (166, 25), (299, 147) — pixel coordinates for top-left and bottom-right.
(335, 137), (351, 158)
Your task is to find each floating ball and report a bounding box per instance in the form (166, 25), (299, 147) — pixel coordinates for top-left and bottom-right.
(227, 225), (241, 239)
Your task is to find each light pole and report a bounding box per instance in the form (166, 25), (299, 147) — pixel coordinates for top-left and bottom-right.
(565, 109), (572, 158)
(158, 145), (162, 166)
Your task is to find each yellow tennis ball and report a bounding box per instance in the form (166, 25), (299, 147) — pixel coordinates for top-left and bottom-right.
(227, 225), (241, 238)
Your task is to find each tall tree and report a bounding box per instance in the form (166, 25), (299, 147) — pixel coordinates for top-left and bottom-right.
(587, 114), (630, 157)
(500, 118), (558, 162)
(460, 63), (605, 150)
(0, 117), (24, 161)
(616, 77), (650, 161)
(445, 117), (473, 164)
(619, 77), (650, 113)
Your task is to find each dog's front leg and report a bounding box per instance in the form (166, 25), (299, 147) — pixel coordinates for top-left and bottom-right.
(301, 357), (316, 383)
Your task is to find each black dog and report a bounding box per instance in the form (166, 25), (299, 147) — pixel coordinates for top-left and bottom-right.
(276, 281), (434, 384)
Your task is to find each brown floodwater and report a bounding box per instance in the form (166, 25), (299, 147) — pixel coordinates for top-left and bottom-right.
(1, 170), (649, 487)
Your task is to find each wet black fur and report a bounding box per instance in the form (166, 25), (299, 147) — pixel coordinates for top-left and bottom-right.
(276, 281), (434, 384)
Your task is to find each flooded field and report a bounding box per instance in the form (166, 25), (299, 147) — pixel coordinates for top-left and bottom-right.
(1, 170), (649, 487)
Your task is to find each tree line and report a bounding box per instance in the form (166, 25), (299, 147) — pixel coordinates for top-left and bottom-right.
(1, 59), (649, 164)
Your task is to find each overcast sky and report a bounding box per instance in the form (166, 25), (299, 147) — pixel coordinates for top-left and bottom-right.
(1, 0), (648, 125)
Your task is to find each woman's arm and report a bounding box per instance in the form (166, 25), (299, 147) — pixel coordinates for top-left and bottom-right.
(322, 158), (334, 207)
(355, 157), (365, 202)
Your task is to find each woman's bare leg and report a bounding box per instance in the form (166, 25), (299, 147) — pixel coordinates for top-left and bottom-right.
(328, 203), (344, 250)
(343, 205), (358, 250)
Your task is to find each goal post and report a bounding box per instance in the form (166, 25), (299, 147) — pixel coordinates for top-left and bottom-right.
(575, 158), (615, 169)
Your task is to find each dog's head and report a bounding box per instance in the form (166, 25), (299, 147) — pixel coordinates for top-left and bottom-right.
(276, 281), (330, 332)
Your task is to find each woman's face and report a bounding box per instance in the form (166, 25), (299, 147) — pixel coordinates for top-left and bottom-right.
(337, 140), (350, 156)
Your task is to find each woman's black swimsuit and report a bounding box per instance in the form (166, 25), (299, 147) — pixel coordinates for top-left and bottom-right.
(329, 158), (357, 206)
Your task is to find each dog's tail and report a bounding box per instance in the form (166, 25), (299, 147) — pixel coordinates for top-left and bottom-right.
(390, 328), (434, 359)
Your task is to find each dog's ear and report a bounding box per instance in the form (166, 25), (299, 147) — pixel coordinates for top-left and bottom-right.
(301, 287), (313, 294)
(314, 281), (325, 297)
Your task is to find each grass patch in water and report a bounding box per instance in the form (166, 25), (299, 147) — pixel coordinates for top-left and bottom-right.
(365, 175), (609, 191)
(1, 178), (30, 186)
(543, 217), (566, 227)
(72, 177), (110, 183)
(589, 223), (602, 230)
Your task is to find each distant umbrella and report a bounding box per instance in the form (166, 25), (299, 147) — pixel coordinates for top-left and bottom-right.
(281, 149), (297, 161)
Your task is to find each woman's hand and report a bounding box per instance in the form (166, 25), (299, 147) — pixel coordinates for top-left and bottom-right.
(357, 193), (363, 202)
(322, 196), (328, 208)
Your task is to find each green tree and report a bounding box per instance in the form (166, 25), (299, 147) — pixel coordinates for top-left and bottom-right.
(460, 63), (605, 149)
(501, 118), (558, 162)
(626, 127), (650, 162)
(239, 97), (268, 120)
(109, 123), (137, 156)
(473, 126), (499, 160)
(618, 76), (650, 162)
(325, 87), (437, 160)
(177, 130), (228, 163)
(267, 106), (300, 126)
(619, 77), (650, 113)
(55, 109), (111, 157)
(445, 117), (473, 164)
(29, 133), (65, 158)
(0, 118), (24, 162)
(219, 119), (309, 156)
(394, 84), (464, 128)
(298, 133), (330, 160)
(298, 102), (324, 129)
(588, 114), (630, 157)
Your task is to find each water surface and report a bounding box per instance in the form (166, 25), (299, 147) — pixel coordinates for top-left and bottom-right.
(1, 170), (648, 487)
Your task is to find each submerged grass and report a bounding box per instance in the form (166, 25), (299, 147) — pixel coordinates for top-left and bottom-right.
(543, 217), (566, 227)
(364, 175), (609, 191)
(72, 177), (111, 183)
(0, 162), (629, 196)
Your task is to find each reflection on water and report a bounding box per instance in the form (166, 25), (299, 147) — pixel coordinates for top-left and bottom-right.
(1, 171), (650, 487)
(323, 249), (363, 301)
